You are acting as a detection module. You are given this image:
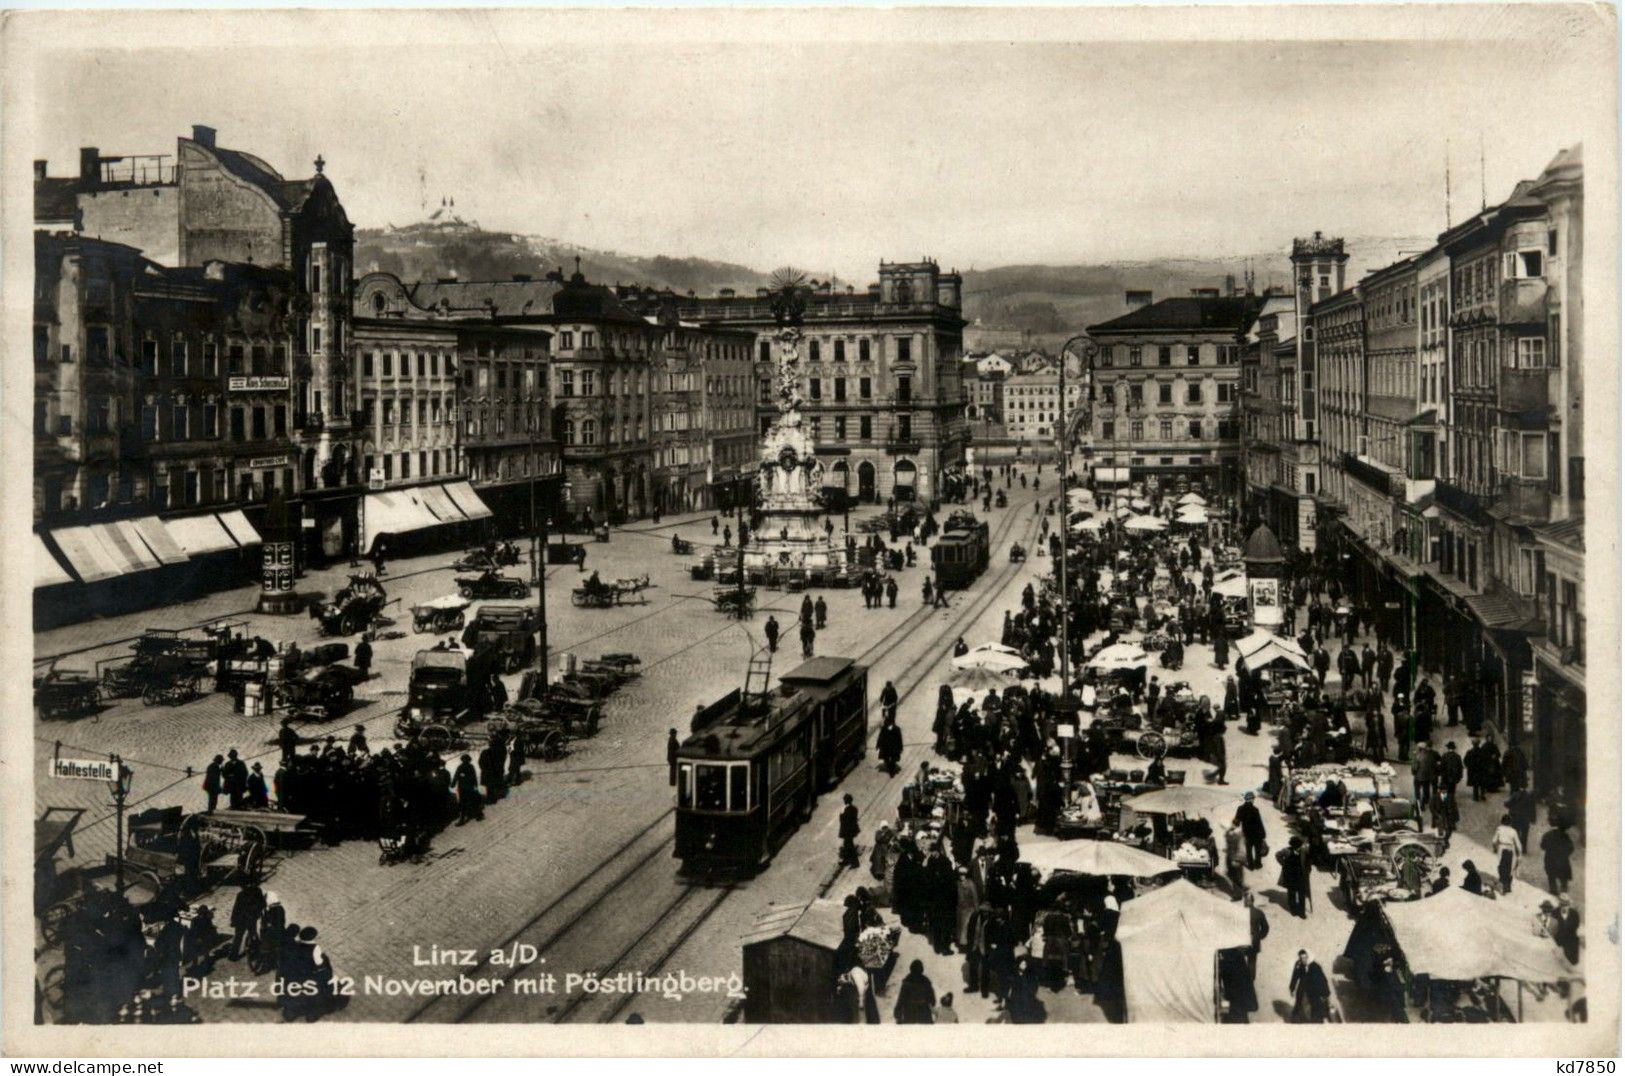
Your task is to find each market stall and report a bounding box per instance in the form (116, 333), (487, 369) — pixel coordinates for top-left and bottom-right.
(1343, 888), (1576, 1022)
(1114, 879), (1254, 1022)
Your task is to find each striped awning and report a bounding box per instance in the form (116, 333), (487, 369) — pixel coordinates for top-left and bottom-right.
(216, 510), (262, 547)
(50, 526), (139, 585)
(362, 490), (443, 552)
(417, 484), (467, 523)
(165, 514), (240, 556)
(130, 516), (189, 565)
(35, 535), (75, 588)
(104, 520), (164, 573)
(445, 481), (493, 521)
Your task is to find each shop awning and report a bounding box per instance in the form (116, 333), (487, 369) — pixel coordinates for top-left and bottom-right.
(103, 521), (164, 573)
(417, 484), (467, 523)
(50, 525), (136, 583)
(362, 490), (444, 552)
(216, 510), (262, 547)
(130, 516), (189, 565)
(35, 535), (75, 588)
(164, 514), (239, 556)
(445, 480), (494, 521)
(1094, 467), (1130, 484)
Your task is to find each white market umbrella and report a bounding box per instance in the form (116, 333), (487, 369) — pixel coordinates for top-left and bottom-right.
(947, 665), (1017, 693)
(1382, 889), (1574, 983)
(1020, 835), (1181, 878)
(1124, 514), (1168, 533)
(1130, 497), (1150, 511)
(1177, 492), (1208, 507)
(1086, 642), (1149, 671)
(1236, 628), (1305, 661)
(1114, 506), (1133, 519)
(951, 649), (1028, 673)
(1176, 507), (1209, 523)
(1072, 516), (1105, 533)
(967, 641), (1022, 656)
(1122, 785), (1241, 816)
(1211, 575), (1248, 599)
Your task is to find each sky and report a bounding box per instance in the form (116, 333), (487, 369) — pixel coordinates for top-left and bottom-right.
(26, 7), (1615, 281)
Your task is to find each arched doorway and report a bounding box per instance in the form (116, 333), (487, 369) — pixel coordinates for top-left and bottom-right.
(830, 460), (850, 492)
(857, 461), (877, 502)
(893, 459), (917, 503)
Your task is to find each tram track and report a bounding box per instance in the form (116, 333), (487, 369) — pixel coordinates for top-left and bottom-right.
(404, 492), (1042, 1023)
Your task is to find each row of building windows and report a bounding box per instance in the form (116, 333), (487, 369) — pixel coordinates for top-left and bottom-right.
(1098, 418), (1239, 441)
(1098, 382), (1235, 406)
(1098, 343), (1239, 368)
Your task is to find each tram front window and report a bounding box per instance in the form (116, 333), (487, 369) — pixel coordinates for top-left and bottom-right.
(695, 764), (728, 810)
(730, 764), (749, 811)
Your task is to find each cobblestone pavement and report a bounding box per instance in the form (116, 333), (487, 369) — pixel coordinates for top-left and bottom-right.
(33, 497), (1037, 1022)
(33, 481), (1580, 1025)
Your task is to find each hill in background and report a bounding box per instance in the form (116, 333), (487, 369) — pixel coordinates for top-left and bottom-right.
(355, 216), (1430, 349)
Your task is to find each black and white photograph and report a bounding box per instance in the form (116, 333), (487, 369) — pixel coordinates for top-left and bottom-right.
(2, 4), (1616, 1057)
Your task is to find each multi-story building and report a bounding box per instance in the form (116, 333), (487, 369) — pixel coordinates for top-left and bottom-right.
(1241, 292), (1293, 533)
(1084, 293), (1257, 494)
(968, 366), (1006, 427)
(1002, 369), (1082, 445)
(43, 125), (363, 559)
(1312, 287), (1365, 517)
(665, 260), (969, 504)
(355, 272), (563, 539)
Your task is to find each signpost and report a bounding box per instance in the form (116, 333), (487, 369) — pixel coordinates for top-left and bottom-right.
(53, 752), (133, 892)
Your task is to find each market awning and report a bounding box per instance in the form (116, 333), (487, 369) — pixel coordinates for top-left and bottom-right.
(50, 525), (139, 583)
(1380, 889), (1573, 983)
(129, 516), (189, 565)
(416, 484), (467, 523)
(35, 535), (75, 588)
(164, 513), (239, 556)
(1116, 879), (1252, 1023)
(445, 480), (494, 521)
(1093, 467), (1130, 484)
(216, 510), (262, 547)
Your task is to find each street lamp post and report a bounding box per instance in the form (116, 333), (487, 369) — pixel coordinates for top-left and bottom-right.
(108, 755), (133, 894)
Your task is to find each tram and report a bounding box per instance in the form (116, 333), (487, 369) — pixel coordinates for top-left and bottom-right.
(675, 656), (869, 875)
(931, 510), (991, 589)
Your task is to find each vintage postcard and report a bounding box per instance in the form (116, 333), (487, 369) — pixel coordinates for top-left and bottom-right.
(1, 4), (1617, 1057)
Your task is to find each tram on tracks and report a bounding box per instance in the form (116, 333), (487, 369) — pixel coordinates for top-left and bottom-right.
(675, 656), (869, 875)
(931, 510), (991, 589)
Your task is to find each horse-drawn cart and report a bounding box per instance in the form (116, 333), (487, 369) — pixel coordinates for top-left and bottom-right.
(571, 574), (652, 608)
(712, 585), (756, 618)
(411, 595), (472, 634)
(34, 663), (102, 719)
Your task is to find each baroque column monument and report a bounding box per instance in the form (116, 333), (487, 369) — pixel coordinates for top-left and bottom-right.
(742, 271), (848, 582)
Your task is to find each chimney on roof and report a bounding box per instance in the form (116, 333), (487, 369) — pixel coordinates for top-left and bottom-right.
(191, 125), (217, 148)
(1125, 290), (1153, 311)
(33, 159), (47, 180)
(79, 147), (100, 182)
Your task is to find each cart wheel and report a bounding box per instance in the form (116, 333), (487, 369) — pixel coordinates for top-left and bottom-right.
(40, 964), (66, 1015)
(40, 901), (74, 946)
(239, 830), (268, 882)
(584, 709), (601, 736)
(393, 715), (417, 740)
(458, 585), (474, 599)
(142, 684), (162, 706)
(1135, 731), (1167, 760)
(420, 724), (453, 754)
(533, 729), (564, 761)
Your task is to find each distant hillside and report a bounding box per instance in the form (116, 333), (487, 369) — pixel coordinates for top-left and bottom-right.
(356, 218), (1430, 345)
(356, 217), (778, 297)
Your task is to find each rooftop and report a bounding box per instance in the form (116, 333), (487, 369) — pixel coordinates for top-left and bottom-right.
(1088, 294), (1263, 335)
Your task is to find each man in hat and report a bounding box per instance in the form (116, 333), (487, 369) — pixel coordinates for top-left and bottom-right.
(838, 793), (861, 869)
(245, 762), (269, 809)
(222, 748), (248, 810)
(1233, 792), (1267, 870)
(667, 729), (680, 786)
(454, 754), (483, 824)
(1551, 894), (1582, 964)
(203, 754), (224, 813)
(348, 724), (369, 757)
